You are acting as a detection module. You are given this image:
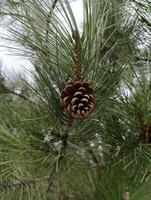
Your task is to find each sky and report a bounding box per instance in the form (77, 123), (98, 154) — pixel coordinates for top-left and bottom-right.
(0, 0), (83, 79)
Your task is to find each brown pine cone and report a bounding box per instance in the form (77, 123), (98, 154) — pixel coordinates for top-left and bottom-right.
(60, 80), (95, 118)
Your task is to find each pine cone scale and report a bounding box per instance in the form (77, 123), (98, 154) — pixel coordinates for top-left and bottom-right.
(74, 91), (83, 97)
(79, 87), (86, 93)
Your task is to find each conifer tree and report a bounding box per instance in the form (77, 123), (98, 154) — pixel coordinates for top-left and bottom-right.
(0, 0), (151, 199)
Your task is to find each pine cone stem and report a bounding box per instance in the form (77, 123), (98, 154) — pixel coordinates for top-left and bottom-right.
(67, 114), (73, 128)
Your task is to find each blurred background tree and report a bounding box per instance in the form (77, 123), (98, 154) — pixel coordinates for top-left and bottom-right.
(0, 0), (151, 199)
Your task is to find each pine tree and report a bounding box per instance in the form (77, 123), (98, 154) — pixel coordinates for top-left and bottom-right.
(0, 0), (151, 199)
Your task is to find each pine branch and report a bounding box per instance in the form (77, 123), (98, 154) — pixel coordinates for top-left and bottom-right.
(47, 115), (73, 192)
(73, 31), (82, 81)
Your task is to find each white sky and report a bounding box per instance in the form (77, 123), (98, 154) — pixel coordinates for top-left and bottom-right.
(0, 0), (83, 79)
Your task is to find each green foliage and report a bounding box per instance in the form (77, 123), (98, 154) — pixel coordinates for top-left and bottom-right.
(0, 0), (151, 199)
(92, 156), (151, 200)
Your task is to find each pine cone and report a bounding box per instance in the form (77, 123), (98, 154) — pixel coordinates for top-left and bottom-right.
(60, 80), (95, 118)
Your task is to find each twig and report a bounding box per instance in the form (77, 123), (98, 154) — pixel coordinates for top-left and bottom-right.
(62, 115), (73, 149)
(10, 91), (29, 101)
(7, 90), (34, 104)
(0, 176), (51, 190)
(46, 0), (59, 42)
(47, 165), (57, 192)
(52, 0), (59, 9)
(123, 191), (129, 200)
(134, 57), (151, 62)
(88, 149), (101, 164)
(104, 45), (151, 63)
